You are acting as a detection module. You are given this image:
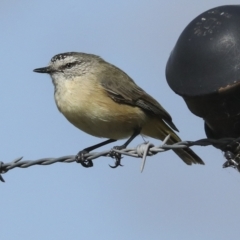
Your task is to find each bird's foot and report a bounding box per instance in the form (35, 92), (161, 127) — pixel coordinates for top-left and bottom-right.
(223, 150), (240, 172)
(109, 146), (124, 168)
(75, 150), (93, 168)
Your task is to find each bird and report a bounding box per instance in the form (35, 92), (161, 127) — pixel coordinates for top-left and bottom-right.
(33, 52), (204, 168)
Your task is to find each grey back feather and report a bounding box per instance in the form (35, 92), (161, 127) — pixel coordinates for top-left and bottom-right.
(99, 62), (179, 132)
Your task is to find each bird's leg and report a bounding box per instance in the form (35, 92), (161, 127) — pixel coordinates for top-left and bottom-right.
(110, 129), (141, 168)
(76, 139), (117, 168)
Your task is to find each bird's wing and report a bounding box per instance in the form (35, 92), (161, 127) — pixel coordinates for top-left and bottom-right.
(100, 64), (179, 132)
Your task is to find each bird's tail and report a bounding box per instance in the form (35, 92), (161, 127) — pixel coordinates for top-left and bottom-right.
(141, 118), (204, 165)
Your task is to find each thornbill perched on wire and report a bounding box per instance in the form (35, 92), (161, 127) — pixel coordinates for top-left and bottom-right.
(34, 52), (204, 168)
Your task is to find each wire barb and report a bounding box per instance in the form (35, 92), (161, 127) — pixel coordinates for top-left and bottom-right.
(0, 135), (240, 182)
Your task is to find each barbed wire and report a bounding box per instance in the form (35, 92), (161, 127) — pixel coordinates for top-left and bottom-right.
(0, 135), (240, 182)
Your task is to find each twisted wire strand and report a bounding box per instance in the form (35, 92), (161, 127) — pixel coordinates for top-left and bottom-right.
(0, 135), (239, 182)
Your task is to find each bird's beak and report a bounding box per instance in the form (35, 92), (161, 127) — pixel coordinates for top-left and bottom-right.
(33, 66), (52, 74)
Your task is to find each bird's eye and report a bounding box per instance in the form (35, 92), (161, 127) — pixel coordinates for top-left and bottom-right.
(63, 61), (80, 71)
(66, 63), (73, 69)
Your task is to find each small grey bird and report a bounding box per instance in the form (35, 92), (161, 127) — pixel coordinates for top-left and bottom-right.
(33, 52), (204, 168)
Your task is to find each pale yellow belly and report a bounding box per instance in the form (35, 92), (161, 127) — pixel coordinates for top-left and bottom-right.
(66, 110), (146, 139)
(54, 81), (148, 139)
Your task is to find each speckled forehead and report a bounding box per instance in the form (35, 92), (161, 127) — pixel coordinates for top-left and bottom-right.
(49, 54), (78, 68)
(51, 53), (75, 63)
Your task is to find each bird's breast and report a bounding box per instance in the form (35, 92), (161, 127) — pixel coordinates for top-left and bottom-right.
(53, 77), (148, 139)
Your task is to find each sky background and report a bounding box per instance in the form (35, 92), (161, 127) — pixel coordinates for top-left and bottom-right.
(1, 1), (240, 240)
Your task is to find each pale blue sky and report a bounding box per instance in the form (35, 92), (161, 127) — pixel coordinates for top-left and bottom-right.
(1, 1), (240, 240)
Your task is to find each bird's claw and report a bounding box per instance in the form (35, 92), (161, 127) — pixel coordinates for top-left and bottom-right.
(109, 157), (123, 168)
(223, 150), (240, 172)
(75, 150), (93, 168)
(109, 146), (124, 168)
